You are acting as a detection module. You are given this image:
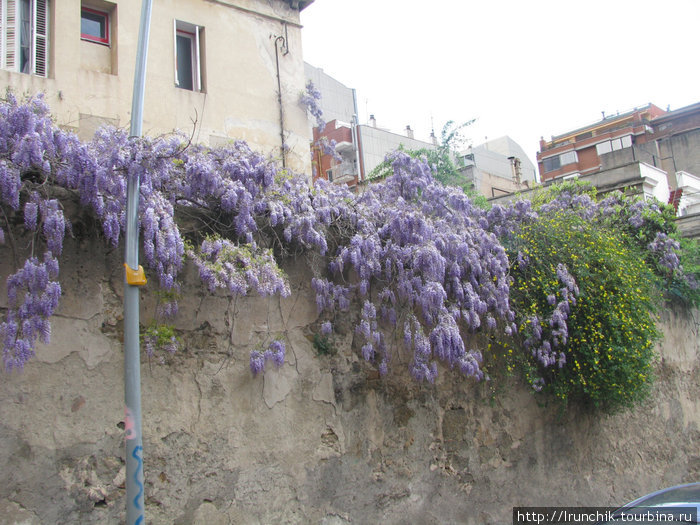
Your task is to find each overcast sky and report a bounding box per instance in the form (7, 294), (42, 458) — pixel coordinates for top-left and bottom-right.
(300, 0), (700, 167)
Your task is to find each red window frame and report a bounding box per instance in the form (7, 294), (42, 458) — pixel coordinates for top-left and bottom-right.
(81, 7), (110, 45)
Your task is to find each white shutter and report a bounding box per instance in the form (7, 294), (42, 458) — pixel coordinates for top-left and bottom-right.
(32, 0), (49, 77)
(32, 0), (47, 76)
(173, 19), (179, 86)
(0, 1), (4, 68)
(4, 0), (18, 71)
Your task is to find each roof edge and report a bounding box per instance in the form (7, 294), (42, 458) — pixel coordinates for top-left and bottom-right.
(290, 0), (314, 10)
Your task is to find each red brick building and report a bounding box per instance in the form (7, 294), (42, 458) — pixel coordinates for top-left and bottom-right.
(537, 104), (666, 181)
(310, 120), (357, 186)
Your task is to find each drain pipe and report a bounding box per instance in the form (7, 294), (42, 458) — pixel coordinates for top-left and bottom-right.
(352, 88), (363, 182)
(273, 24), (289, 167)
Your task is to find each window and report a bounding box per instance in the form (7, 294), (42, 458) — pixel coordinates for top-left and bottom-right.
(1, 0), (49, 77)
(596, 140), (612, 156)
(81, 7), (108, 45)
(543, 155), (560, 173)
(542, 150), (578, 173)
(595, 135), (633, 156)
(560, 150), (577, 166)
(174, 20), (203, 92)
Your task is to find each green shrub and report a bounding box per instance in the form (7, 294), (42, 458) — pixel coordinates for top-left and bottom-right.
(506, 209), (660, 411)
(313, 333), (336, 356)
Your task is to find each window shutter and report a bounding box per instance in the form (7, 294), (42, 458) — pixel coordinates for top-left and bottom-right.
(173, 19), (179, 86)
(4, 0), (18, 70)
(33, 0), (47, 76)
(0, 1), (4, 68)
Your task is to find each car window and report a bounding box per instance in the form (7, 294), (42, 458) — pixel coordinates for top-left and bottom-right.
(638, 485), (700, 506)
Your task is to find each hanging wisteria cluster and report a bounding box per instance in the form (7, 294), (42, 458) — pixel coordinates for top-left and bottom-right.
(300, 80), (325, 132)
(0, 95), (68, 370)
(0, 94), (319, 369)
(249, 340), (286, 376)
(0, 95), (695, 405)
(311, 151), (524, 382)
(519, 262), (579, 373)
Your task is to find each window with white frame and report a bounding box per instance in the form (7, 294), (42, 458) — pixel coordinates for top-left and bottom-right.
(1, 0), (49, 76)
(81, 6), (109, 45)
(174, 20), (203, 92)
(595, 135), (633, 156)
(542, 150), (578, 173)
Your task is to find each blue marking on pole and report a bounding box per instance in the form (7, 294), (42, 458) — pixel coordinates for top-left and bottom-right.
(132, 445), (144, 511)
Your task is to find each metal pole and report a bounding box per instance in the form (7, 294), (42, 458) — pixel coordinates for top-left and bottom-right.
(125, 1), (152, 524)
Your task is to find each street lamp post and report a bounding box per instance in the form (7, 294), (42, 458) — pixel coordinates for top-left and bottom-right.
(124, 1), (153, 523)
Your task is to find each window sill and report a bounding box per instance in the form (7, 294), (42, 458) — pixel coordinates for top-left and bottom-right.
(174, 85), (206, 94)
(81, 36), (110, 47)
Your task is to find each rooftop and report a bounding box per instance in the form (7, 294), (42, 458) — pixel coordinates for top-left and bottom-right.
(543, 103), (664, 148)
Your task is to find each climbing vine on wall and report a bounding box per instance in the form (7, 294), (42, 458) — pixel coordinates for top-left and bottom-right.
(0, 95), (696, 412)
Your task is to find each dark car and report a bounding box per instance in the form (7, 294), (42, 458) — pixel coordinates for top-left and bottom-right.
(599, 482), (700, 523)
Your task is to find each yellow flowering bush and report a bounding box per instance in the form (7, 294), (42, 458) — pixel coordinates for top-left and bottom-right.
(504, 197), (661, 412)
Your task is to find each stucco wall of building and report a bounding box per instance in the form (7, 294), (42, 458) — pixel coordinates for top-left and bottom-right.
(304, 62), (356, 125)
(359, 125), (434, 177)
(1, 0), (312, 174)
(0, 232), (698, 524)
(658, 129), (700, 188)
(470, 136), (538, 183)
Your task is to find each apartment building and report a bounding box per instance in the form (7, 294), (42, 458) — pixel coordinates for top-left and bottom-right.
(458, 136), (537, 198)
(0, 0), (314, 173)
(537, 104), (666, 182)
(500, 101), (700, 237)
(305, 63), (440, 189)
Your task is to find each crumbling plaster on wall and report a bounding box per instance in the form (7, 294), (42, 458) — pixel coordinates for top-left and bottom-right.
(0, 234), (698, 524)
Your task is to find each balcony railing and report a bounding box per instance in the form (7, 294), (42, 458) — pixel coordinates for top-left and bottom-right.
(328, 161), (356, 184)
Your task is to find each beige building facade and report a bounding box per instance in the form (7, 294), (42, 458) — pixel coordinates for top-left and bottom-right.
(1, 0), (313, 174)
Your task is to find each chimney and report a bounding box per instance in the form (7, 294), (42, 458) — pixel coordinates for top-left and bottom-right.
(405, 125), (414, 139)
(369, 114), (377, 128)
(509, 156), (522, 185)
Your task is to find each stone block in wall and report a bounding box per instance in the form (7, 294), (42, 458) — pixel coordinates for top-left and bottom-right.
(35, 316), (115, 369)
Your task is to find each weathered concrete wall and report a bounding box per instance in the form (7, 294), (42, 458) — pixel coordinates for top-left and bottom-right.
(0, 234), (698, 524)
(659, 128), (700, 187)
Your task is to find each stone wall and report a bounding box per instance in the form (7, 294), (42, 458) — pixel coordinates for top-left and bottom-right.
(0, 234), (698, 524)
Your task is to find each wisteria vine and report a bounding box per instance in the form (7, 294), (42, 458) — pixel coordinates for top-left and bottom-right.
(0, 95), (693, 409)
(300, 80), (325, 132)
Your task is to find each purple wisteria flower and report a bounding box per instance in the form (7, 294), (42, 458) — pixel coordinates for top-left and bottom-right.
(0, 94), (684, 385)
(300, 80), (325, 132)
(249, 340), (286, 376)
(648, 232), (681, 272)
(320, 321), (333, 336)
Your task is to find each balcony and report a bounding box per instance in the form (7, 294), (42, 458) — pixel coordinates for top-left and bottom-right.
(335, 141), (354, 155)
(328, 161), (356, 184)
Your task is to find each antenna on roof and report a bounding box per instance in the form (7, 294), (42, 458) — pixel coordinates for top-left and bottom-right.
(429, 115), (437, 145)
